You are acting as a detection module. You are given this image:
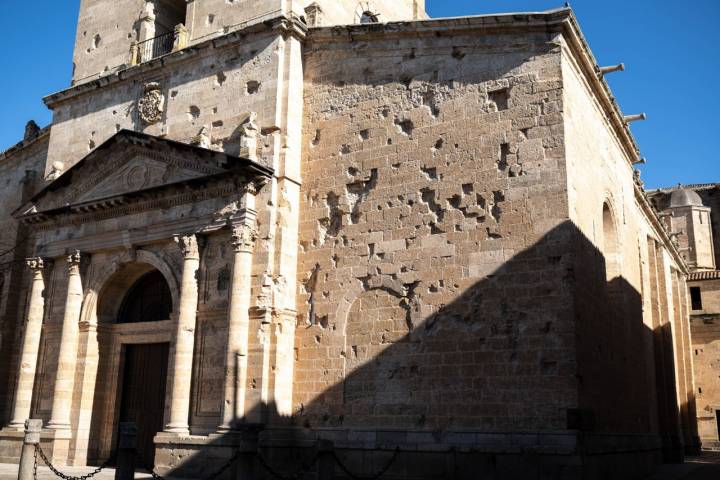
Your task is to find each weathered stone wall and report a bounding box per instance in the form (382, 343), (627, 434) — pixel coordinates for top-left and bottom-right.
(71, 0), (146, 83)
(71, 0), (425, 84)
(296, 26), (575, 432)
(0, 133), (49, 425)
(690, 294), (720, 449)
(50, 30), (280, 177)
(562, 40), (695, 450)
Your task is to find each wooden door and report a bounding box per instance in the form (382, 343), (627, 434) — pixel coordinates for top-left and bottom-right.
(118, 343), (169, 469)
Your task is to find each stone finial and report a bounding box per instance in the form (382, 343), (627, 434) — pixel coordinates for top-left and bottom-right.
(239, 112), (259, 161)
(24, 121), (40, 141)
(174, 234), (200, 259)
(191, 126), (212, 149)
(305, 2), (324, 27)
(141, 0), (156, 22)
(172, 23), (188, 52)
(45, 161), (65, 182)
(231, 224), (258, 253)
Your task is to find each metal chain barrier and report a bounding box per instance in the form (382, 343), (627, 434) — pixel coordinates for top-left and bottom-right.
(256, 449), (320, 480)
(331, 447), (401, 480)
(33, 444), (116, 480)
(147, 447), (244, 480)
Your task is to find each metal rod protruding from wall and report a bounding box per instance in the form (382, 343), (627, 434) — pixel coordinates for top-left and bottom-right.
(633, 157), (647, 165)
(599, 63), (625, 76)
(624, 113), (647, 123)
(18, 419), (43, 480)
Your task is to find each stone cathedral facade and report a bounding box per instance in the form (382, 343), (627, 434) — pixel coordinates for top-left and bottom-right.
(0, 1), (703, 478)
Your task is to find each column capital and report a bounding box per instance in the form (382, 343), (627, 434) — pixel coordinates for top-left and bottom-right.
(26, 257), (45, 271)
(66, 250), (85, 275)
(231, 224), (258, 253)
(174, 234), (200, 260)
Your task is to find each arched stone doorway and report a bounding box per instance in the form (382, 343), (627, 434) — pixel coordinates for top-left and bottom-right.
(87, 261), (176, 468)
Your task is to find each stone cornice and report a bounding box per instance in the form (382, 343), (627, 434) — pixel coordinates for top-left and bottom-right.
(307, 7), (642, 167)
(43, 14), (307, 109)
(0, 126), (50, 163)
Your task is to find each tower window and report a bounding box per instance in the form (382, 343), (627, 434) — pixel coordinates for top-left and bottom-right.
(360, 11), (379, 24)
(690, 286), (703, 311)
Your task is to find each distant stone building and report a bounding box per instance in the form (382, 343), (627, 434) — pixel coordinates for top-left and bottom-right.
(650, 184), (720, 451)
(0, 1), (702, 478)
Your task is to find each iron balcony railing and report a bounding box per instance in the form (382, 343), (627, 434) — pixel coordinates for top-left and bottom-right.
(137, 30), (174, 63)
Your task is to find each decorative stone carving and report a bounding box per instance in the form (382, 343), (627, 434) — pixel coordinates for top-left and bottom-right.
(305, 2), (324, 27)
(45, 161), (65, 182)
(138, 82), (165, 125)
(239, 112), (259, 160)
(173, 23), (188, 52)
(67, 250), (82, 269)
(191, 126), (212, 149)
(231, 224), (258, 253)
(174, 234), (200, 259)
(26, 257), (45, 271)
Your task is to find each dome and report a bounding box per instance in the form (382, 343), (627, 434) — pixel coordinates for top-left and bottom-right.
(669, 186), (703, 208)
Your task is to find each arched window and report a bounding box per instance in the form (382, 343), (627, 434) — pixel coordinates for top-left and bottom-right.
(602, 202), (621, 281)
(360, 11), (379, 24)
(117, 270), (172, 323)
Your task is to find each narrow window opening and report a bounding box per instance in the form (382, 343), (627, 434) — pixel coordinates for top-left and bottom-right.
(690, 286), (703, 311)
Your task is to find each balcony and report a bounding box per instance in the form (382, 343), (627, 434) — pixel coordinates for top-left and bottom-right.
(129, 24), (188, 66)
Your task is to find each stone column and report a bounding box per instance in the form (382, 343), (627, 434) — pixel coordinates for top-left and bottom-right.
(8, 259), (47, 429)
(219, 222), (257, 430)
(47, 251), (84, 431)
(165, 234), (200, 434)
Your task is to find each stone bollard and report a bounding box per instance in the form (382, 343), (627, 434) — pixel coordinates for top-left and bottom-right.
(114, 422), (137, 480)
(317, 440), (334, 480)
(18, 419), (42, 480)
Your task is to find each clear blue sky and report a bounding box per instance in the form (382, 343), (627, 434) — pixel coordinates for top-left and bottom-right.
(1, 0), (718, 188)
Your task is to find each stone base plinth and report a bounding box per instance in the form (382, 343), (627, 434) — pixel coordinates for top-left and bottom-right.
(0, 427), (69, 465)
(152, 428), (667, 480)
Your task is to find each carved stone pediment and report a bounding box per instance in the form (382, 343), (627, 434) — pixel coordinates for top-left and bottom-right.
(17, 130), (273, 219)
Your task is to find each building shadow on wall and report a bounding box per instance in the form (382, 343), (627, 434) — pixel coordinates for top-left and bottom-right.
(157, 220), (696, 480)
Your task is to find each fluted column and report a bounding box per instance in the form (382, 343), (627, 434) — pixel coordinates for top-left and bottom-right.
(165, 234), (200, 434)
(219, 222), (257, 430)
(8, 258), (47, 429)
(47, 251), (84, 431)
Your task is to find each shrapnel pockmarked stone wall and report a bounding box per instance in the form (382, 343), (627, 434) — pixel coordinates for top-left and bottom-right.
(0, 1), (704, 478)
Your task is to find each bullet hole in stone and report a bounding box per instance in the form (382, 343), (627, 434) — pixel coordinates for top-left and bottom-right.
(188, 105), (200, 120)
(347, 168), (378, 224)
(421, 167), (437, 181)
(520, 127), (530, 139)
(449, 194), (461, 210)
(487, 227), (502, 239)
(340, 144), (351, 155)
(381, 108), (390, 118)
(491, 190), (505, 222)
(451, 46), (465, 59)
(394, 117), (414, 136)
(246, 81), (260, 94)
(462, 183), (473, 195)
(88, 140), (96, 150)
(215, 71), (226, 86)
(208, 14), (215, 24)
(498, 143), (509, 172)
(429, 284), (439, 293)
(421, 90), (440, 118)
(359, 129), (370, 140)
(314, 335), (321, 344)
(387, 138), (393, 145)
(312, 129), (321, 146)
(115, 124), (121, 132)
(331, 254), (338, 268)
(323, 192), (342, 238)
(127, 33), (133, 39)
(348, 166), (359, 177)
(434, 138), (444, 150)
(454, 143), (459, 148)
(421, 188), (444, 223)
(489, 88), (509, 111)
(93, 34), (102, 49)
(212, 107), (218, 114)
(170, 90), (178, 98)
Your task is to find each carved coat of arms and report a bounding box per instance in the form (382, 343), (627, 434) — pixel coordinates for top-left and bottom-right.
(138, 82), (165, 124)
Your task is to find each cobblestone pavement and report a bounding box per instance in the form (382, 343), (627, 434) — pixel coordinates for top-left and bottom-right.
(644, 452), (720, 480)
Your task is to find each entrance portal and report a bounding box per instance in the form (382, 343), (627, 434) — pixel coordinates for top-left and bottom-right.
(118, 343), (169, 469)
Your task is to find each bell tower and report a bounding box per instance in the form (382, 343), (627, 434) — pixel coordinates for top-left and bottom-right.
(71, 0), (427, 85)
